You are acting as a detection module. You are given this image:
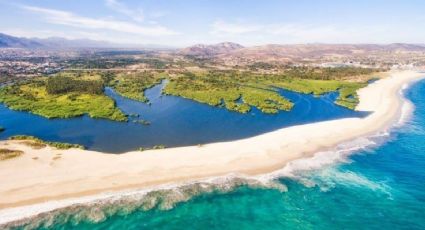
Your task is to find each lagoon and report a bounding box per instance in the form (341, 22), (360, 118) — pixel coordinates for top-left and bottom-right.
(0, 81), (366, 153)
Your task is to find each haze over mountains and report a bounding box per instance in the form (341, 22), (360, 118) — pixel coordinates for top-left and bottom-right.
(0, 33), (43, 48)
(0, 33), (170, 49)
(179, 42), (244, 57)
(1, 32), (425, 64)
(2, 32), (425, 51)
(180, 43), (425, 58)
(178, 42), (425, 66)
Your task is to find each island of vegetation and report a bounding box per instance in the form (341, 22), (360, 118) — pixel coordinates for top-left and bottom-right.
(163, 67), (376, 112)
(0, 72), (127, 121)
(0, 66), (380, 122)
(105, 67), (376, 114)
(105, 72), (164, 103)
(8, 135), (85, 150)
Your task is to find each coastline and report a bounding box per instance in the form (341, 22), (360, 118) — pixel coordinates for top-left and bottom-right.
(0, 70), (423, 224)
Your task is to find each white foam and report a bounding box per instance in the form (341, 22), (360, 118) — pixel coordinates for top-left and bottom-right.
(0, 173), (284, 226)
(258, 135), (378, 181)
(256, 79), (418, 185)
(0, 76), (421, 227)
(395, 83), (415, 127)
(298, 167), (392, 196)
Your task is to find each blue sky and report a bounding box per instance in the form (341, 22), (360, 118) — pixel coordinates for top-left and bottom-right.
(0, 0), (424, 47)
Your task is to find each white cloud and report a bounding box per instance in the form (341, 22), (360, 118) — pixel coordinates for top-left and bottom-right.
(105, 0), (144, 22)
(21, 5), (177, 36)
(208, 20), (403, 45)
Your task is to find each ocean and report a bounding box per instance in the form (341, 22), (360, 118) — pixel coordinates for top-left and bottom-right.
(4, 79), (425, 229)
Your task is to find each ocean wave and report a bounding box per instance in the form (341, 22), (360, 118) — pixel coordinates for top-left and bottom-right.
(293, 167), (393, 199)
(253, 81), (417, 195)
(282, 79), (414, 178)
(395, 83), (415, 127)
(0, 77), (419, 229)
(0, 175), (286, 229)
(259, 134), (383, 182)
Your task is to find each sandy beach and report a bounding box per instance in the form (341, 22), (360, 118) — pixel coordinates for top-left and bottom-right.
(0, 70), (423, 217)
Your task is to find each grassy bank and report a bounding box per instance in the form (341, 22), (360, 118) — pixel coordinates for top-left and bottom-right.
(9, 135), (85, 150)
(164, 72), (293, 114)
(164, 68), (375, 113)
(107, 72), (164, 102)
(0, 74), (127, 121)
(0, 67), (378, 120)
(265, 78), (366, 109)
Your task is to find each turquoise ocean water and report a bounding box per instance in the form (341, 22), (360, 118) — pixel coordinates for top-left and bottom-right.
(7, 79), (425, 230)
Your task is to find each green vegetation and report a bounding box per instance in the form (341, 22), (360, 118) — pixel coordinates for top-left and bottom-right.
(153, 144), (166, 149)
(138, 144), (167, 151)
(67, 57), (168, 69)
(248, 62), (278, 71)
(163, 67), (376, 113)
(46, 76), (104, 95)
(0, 74), (127, 121)
(109, 72), (163, 102)
(9, 135), (85, 150)
(0, 148), (24, 160)
(280, 66), (378, 80)
(0, 66), (377, 122)
(164, 72), (293, 114)
(263, 78), (366, 109)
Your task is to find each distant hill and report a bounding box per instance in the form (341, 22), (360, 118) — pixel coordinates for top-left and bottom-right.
(177, 43), (425, 63)
(179, 42), (244, 57)
(225, 43), (425, 57)
(210, 43), (425, 64)
(0, 33), (43, 48)
(31, 37), (118, 49)
(2, 31), (425, 58)
(0, 33), (172, 49)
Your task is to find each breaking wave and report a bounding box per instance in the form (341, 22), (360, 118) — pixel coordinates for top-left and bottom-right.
(0, 78), (418, 229)
(0, 175), (286, 229)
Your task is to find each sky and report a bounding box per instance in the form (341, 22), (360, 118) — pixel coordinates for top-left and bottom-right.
(0, 0), (424, 47)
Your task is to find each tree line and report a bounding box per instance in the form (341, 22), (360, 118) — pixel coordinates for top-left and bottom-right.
(46, 76), (104, 95)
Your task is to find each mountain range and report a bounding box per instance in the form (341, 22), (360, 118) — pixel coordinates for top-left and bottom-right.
(179, 42), (244, 57)
(0, 33), (43, 48)
(1, 33), (425, 59)
(0, 33), (171, 49)
(180, 43), (425, 59)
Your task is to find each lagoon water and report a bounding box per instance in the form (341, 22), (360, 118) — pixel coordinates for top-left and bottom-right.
(0, 81), (365, 152)
(10, 79), (425, 230)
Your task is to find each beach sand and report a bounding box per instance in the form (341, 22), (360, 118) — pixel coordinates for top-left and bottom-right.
(0, 70), (423, 216)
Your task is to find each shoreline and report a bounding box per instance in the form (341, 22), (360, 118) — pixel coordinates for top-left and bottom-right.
(0, 70), (424, 224)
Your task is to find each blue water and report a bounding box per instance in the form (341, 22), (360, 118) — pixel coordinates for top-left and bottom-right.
(11, 79), (425, 230)
(0, 81), (365, 152)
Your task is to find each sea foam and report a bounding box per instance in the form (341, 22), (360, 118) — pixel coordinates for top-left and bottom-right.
(0, 77), (419, 229)
(0, 175), (286, 229)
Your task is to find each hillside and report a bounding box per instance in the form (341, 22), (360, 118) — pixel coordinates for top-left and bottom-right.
(0, 33), (43, 48)
(179, 42), (244, 57)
